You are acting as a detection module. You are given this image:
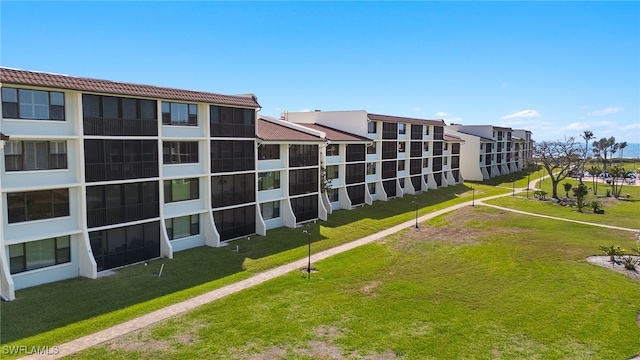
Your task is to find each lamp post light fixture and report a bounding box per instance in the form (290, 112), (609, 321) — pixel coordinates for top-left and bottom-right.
(412, 199), (419, 229)
(472, 185), (475, 207)
(302, 229), (311, 279)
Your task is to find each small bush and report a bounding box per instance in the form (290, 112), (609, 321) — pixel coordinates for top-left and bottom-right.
(621, 256), (638, 271)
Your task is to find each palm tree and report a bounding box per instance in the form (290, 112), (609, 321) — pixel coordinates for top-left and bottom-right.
(580, 130), (595, 182)
(609, 165), (626, 198)
(587, 165), (601, 195)
(618, 141), (628, 164)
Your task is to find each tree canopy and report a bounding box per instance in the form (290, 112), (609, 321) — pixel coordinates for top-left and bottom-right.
(533, 137), (582, 199)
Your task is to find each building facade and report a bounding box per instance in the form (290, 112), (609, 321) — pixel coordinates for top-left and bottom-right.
(0, 68), (531, 300)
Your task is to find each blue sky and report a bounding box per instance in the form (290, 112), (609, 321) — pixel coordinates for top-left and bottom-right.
(2, 1), (638, 142)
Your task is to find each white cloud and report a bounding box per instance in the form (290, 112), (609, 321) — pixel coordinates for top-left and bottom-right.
(623, 123), (640, 131)
(587, 107), (624, 117)
(501, 110), (541, 120)
(563, 122), (588, 130)
(299, 108), (311, 112)
(413, 107), (422, 112)
(434, 111), (462, 123)
(435, 111), (449, 117)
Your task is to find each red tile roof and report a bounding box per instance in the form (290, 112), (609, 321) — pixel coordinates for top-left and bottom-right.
(294, 123), (370, 142)
(257, 119), (323, 142)
(368, 113), (445, 126)
(444, 134), (464, 142)
(0, 67), (260, 108)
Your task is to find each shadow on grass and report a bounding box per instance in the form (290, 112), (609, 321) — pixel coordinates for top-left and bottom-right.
(0, 183), (479, 344)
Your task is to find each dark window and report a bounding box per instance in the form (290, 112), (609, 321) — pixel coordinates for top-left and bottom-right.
(399, 178), (405, 188)
(89, 221), (160, 271)
(367, 183), (376, 195)
(84, 139), (158, 182)
(452, 143), (460, 154)
(383, 180), (396, 197)
(327, 188), (339, 202)
(346, 144), (365, 162)
(326, 144), (340, 157)
(326, 165), (339, 180)
(165, 215), (199, 240)
(82, 94), (157, 136)
(433, 141), (443, 156)
(411, 176), (421, 191)
(258, 171), (280, 190)
(398, 160), (405, 172)
(86, 181), (159, 228)
(366, 162), (376, 175)
(433, 126), (444, 140)
(211, 140), (254, 173)
(347, 184), (365, 205)
(260, 201), (280, 220)
(382, 161), (396, 179)
(289, 168), (319, 196)
(425, 126), (430, 136)
(291, 195), (318, 223)
(210, 105), (255, 138)
(258, 144), (280, 160)
(213, 205), (256, 241)
(211, 173), (255, 208)
(7, 189), (69, 223)
(9, 236), (70, 274)
(382, 141), (396, 159)
(289, 144), (318, 167)
(4, 140), (67, 171)
(453, 170), (460, 183)
(366, 142), (376, 154)
(423, 142), (429, 152)
(162, 102), (197, 126)
(2, 87), (65, 120)
(411, 124), (422, 140)
(367, 121), (377, 134)
(163, 141), (198, 164)
(398, 142), (406, 153)
(164, 178), (199, 203)
(345, 163), (365, 184)
(398, 123), (406, 135)
(433, 157), (443, 172)
(382, 123), (398, 139)
(410, 159), (422, 175)
(434, 172), (443, 187)
(410, 142), (422, 158)
(423, 158), (429, 168)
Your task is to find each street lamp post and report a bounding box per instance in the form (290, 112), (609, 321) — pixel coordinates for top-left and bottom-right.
(472, 185), (475, 207)
(512, 179), (515, 196)
(412, 199), (419, 229)
(526, 171), (531, 199)
(303, 229), (311, 279)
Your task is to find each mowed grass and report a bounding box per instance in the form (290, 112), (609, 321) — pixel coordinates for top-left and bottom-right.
(486, 178), (640, 229)
(68, 207), (640, 360)
(0, 183), (508, 348)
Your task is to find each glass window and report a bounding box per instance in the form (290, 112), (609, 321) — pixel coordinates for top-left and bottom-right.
(326, 144), (339, 156)
(326, 165), (339, 180)
(398, 160), (405, 171)
(162, 101), (197, 126)
(423, 142), (429, 152)
(260, 201), (280, 220)
(367, 182), (376, 195)
(164, 178), (199, 203)
(398, 142), (406, 153)
(9, 236), (70, 274)
(366, 142), (376, 154)
(166, 214), (200, 240)
(398, 123), (406, 134)
(423, 158), (429, 168)
(367, 121), (376, 134)
(258, 171), (281, 191)
(7, 189), (69, 223)
(366, 162), (376, 175)
(258, 144), (280, 160)
(327, 188), (339, 202)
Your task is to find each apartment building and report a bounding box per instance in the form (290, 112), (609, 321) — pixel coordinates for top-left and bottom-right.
(445, 124), (533, 181)
(0, 68), (260, 300)
(282, 110), (464, 204)
(0, 68), (530, 300)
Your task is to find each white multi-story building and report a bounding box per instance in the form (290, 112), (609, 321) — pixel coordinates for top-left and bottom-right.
(0, 68), (530, 300)
(445, 124), (533, 181)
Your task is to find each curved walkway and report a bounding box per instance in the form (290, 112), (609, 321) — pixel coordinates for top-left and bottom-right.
(22, 175), (634, 359)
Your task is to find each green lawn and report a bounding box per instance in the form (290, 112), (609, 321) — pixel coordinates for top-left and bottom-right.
(1, 183), (508, 349)
(67, 207), (640, 360)
(485, 178), (640, 229)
